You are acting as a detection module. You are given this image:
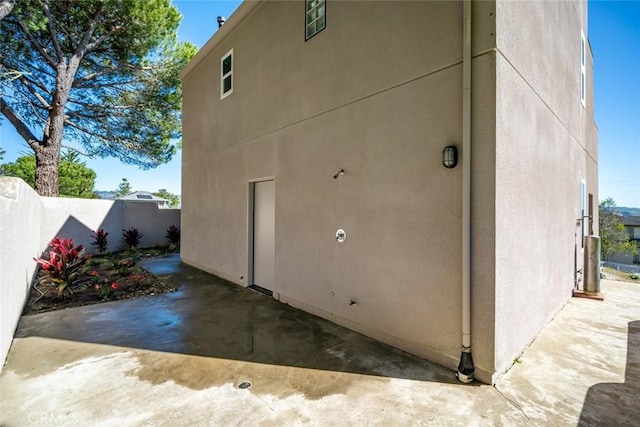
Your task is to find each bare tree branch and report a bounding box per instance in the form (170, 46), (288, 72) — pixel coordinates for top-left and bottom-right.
(21, 72), (54, 95)
(41, 1), (64, 62)
(61, 144), (93, 158)
(64, 118), (108, 141)
(18, 75), (51, 109)
(8, 90), (50, 129)
(0, 96), (41, 151)
(0, 68), (23, 83)
(65, 110), (110, 120)
(72, 78), (143, 90)
(71, 3), (104, 64)
(67, 97), (143, 110)
(14, 18), (58, 69)
(3, 56), (58, 80)
(84, 24), (124, 54)
(72, 63), (132, 88)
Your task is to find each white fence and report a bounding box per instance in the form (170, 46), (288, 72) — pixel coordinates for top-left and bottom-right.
(602, 261), (640, 274)
(0, 177), (181, 370)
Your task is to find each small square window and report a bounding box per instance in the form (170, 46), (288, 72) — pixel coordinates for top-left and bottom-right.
(221, 49), (233, 99)
(305, 0), (326, 40)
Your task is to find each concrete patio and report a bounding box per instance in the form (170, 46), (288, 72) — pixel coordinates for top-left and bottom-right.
(1, 254), (638, 426)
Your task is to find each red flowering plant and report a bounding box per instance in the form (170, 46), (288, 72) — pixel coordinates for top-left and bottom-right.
(116, 258), (133, 276)
(89, 270), (101, 284)
(95, 281), (119, 300)
(33, 237), (90, 298)
(129, 274), (144, 287)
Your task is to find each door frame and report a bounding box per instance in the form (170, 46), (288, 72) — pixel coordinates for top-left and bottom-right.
(247, 176), (275, 295)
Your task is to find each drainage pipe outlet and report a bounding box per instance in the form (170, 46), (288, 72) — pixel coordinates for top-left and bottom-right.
(456, 0), (475, 383)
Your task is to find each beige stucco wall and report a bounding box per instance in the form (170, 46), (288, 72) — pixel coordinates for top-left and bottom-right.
(182, 0), (596, 383)
(469, 50), (498, 384)
(182, 0), (499, 373)
(492, 0), (598, 381)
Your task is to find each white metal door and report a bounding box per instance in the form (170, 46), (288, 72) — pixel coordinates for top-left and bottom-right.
(253, 180), (275, 291)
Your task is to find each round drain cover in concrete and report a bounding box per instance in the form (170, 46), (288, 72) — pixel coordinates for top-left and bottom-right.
(238, 381), (252, 389)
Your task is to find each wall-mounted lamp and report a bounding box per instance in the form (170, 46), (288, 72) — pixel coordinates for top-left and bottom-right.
(443, 146), (458, 169)
(333, 169), (345, 179)
(217, 16), (226, 28)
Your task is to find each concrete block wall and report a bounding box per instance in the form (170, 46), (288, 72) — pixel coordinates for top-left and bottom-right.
(0, 177), (181, 370)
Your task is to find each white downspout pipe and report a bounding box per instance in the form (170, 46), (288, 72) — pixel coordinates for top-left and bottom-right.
(456, 0), (474, 384)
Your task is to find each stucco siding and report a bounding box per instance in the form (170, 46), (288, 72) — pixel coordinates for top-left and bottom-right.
(182, 0), (596, 383)
(496, 0), (587, 142)
(493, 0), (597, 381)
(469, 50), (497, 384)
(182, 0), (476, 371)
(274, 70), (464, 365)
(182, 0), (464, 162)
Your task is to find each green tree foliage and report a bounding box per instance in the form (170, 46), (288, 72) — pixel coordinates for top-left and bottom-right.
(0, 0), (197, 196)
(2, 151), (98, 198)
(599, 197), (638, 260)
(153, 188), (179, 208)
(113, 178), (132, 198)
(2, 151), (99, 198)
(1, 154), (34, 183)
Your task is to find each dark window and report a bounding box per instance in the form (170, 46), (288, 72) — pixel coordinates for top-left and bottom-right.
(306, 0), (326, 40)
(221, 49), (233, 99)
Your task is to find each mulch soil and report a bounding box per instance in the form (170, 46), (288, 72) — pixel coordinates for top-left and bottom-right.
(23, 248), (178, 316)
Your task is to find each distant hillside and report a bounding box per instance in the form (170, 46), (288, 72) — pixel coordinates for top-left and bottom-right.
(615, 206), (640, 217)
(96, 191), (115, 200)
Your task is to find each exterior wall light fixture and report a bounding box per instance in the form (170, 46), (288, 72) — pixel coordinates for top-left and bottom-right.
(443, 146), (458, 169)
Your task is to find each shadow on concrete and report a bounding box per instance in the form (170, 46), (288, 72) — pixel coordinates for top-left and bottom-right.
(579, 320), (640, 425)
(15, 254), (467, 385)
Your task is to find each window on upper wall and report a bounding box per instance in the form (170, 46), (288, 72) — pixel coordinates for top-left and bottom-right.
(221, 49), (233, 99)
(580, 31), (586, 107)
(305, 0), (326, 40)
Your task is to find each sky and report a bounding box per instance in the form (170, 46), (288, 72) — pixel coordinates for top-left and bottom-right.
(589, 0), (640, 208)
(0, 0), (638, 206)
